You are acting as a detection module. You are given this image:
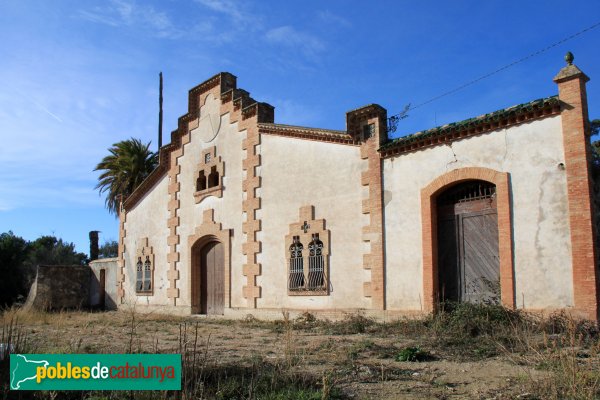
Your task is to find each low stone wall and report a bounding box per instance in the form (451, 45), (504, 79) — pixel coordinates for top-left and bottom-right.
(24, 265), (91, 310)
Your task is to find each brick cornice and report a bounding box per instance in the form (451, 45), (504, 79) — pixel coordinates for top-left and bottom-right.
(258, 123), (359, 145)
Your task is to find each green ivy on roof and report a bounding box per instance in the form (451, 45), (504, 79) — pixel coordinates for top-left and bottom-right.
(380, 95), (560, 151)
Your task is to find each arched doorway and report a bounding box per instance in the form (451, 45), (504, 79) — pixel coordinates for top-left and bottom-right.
(437, 180), (500, 304)
(191, 240), (224, 315)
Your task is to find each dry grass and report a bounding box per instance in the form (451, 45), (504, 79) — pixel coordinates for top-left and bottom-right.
(1, 304), (599, 399)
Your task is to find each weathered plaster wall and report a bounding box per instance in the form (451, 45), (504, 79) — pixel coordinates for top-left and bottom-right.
(258, 134), (368, 309)
(178, 93), (246, 309)
(383, 115), (573, 311)
(123, 175), (170, 307)
(89, 258), (118, 310)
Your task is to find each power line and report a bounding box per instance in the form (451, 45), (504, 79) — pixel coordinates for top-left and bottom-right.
(388, 20), (600, 123)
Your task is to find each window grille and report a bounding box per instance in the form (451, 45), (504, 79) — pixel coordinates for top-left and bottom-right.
(438, 181), (496, 206)
(308, 234), (325, 290)
(288, 236), (304, 290)
(286, 206), (329, 295)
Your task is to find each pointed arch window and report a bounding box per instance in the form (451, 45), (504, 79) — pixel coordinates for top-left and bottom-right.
(136, 258), (143, 292)
(194, 146), (224, 203)
(135, 238), (154, 295)
(143, 256), (152, 291)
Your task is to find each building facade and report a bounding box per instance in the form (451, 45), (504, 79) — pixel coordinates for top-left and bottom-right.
(117, 57), (599, 321)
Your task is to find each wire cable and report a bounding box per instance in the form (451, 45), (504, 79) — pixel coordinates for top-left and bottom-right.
(389, 20), (600, 119)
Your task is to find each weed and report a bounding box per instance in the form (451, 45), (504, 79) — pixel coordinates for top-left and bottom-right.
(395, 346), (431, 362)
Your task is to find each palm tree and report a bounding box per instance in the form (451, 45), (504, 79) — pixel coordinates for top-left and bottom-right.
(95, 138), (158, 216)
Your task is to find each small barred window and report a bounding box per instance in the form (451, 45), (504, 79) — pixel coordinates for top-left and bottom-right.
(286, 206), (329, 295)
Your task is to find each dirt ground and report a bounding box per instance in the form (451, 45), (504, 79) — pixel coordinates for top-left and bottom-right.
(2, 309), (567, 399)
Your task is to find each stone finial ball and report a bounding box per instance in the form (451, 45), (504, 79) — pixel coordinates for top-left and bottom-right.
(565, 51), (574, 65)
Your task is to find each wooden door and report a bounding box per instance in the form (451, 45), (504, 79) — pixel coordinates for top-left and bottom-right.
(461, 211), (499, 303)
(437, 181), (500, 304)
(200, 241), (224, 315)
(99, 269), (106, 310)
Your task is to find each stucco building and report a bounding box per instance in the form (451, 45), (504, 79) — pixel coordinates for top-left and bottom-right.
(117, 55), (600, 321)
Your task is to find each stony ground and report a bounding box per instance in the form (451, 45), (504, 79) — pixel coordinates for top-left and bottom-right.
(4, 308), (584, 399)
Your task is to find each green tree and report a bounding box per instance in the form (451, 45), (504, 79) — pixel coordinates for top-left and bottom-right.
(0, 232), (29, 307)
(27, 236), (88, 266)
(94, 138), (158, 215)
(99, 240), (119, 258)
(0, 233), (89, 307)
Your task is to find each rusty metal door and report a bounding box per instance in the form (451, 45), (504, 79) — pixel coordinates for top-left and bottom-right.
(437, 181), (500, 304)
(200, 241), (224, 315)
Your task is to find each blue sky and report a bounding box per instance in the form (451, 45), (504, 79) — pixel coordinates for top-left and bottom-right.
(2, 0), (600, 255)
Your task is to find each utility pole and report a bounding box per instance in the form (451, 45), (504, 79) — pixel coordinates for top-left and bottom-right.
(158, 72), (163, 150)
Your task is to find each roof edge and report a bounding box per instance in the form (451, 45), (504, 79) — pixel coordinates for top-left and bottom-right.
(380, 96), (561, 157)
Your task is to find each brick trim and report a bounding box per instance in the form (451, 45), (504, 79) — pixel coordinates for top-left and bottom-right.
(554, 63), (599, 321)
(346, 104), (387, 309)
(421, 167), (514, 312)
(284, 205), (330, 296)
(219, 86), (274, 308)
(188, 209), (231, 314)
(117, 207), (126, 303)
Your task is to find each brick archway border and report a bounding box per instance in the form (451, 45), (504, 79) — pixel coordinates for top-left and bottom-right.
(421, 167), (514, 312)
(188, 209), (231, 314)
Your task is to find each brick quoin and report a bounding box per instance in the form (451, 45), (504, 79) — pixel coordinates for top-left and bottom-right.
(554, 56), (600, 321)
(346, 104), (387, 310)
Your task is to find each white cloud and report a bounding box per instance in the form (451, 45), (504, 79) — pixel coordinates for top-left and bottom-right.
(317, 10), (351, 28)
(194, 0), (247, 22)
(265, 26), (325, 60)
(77, 0), (182, 39)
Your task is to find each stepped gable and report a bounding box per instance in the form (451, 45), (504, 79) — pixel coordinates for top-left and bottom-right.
(123, 72), (274, 210)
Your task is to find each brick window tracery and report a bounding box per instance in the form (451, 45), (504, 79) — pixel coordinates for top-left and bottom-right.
(285, 206), (329, 295)
(194, 146), (224, 203)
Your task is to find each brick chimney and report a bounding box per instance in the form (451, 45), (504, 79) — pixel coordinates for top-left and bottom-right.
(89, 231), (99, 261)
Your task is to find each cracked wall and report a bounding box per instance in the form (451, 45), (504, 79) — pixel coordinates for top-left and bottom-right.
(383, 115), (573, 311)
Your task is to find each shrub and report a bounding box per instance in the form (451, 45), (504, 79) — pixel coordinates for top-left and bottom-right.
(395, 346), (431, 362)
